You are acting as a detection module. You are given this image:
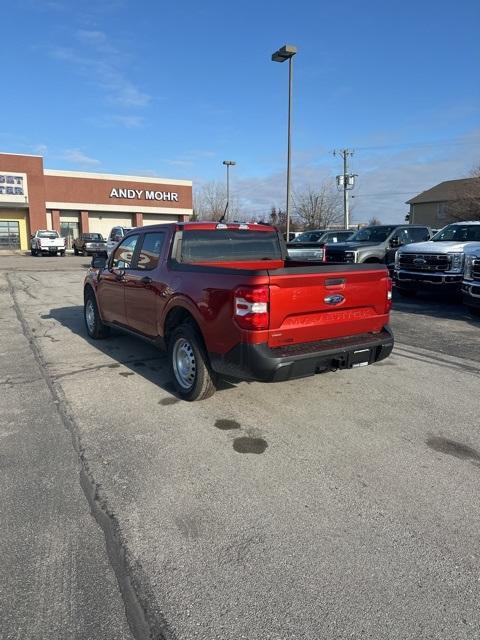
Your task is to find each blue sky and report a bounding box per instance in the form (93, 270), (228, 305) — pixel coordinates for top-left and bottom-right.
(3, 0), (480, 223)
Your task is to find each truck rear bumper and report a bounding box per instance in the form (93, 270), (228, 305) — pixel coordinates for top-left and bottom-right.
(210, 327), (394, 383)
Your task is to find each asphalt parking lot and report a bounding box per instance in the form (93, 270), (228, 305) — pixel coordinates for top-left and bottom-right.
(2, 255), (480, 640)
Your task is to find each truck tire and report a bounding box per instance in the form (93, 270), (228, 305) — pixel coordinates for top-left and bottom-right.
(84, 290), (110, 339)
(466, 305), (480, 317)
(168, 322), (217, 401)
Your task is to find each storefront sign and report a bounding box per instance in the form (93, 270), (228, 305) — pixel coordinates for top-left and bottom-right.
(109, 187), (179, 202)
(0, 172), (28, 203)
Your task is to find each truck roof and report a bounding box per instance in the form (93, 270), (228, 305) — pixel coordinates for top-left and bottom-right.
(126, 221), (277, 234)
(447, 220), (480, 225)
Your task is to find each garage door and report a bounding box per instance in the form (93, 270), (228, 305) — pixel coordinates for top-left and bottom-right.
(143, 214), (179, 226)
(0, 220), (20, 249)
(88, 213), (133, 240)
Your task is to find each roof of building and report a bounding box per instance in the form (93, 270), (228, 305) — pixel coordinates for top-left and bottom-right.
(407, 177), (480, 205)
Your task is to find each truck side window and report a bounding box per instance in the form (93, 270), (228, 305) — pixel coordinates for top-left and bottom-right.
(112, 235), (139, 270)
(407, 227), (430, 242)
(392, 229), (409, 245)
(136, 232), (165, 270)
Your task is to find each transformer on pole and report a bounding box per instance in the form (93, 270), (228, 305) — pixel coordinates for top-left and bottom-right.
(333, 149), (357, 229)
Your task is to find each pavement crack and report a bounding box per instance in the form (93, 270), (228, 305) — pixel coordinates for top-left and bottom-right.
(6, 272), (176, 640)
(52, 356), (165, 380)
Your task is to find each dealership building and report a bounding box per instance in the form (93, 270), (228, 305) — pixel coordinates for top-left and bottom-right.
(0, 152), (193, 250)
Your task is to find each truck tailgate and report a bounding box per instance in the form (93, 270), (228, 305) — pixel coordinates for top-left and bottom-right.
(267, 265), (390, 348)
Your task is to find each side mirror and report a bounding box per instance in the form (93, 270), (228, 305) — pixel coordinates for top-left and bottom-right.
(390, 237), (400, 248)
(91, 254), (107, 270)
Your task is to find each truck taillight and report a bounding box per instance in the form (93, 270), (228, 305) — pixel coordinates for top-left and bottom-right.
(386, 277), (393, 312)
(234, 286), (269, 330)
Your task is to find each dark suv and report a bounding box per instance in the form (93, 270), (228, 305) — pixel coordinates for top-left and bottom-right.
(325, 224), (431, 273)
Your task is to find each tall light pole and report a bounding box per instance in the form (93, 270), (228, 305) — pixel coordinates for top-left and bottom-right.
(272, 44), (297, 240)
(222, 160), (236, 221)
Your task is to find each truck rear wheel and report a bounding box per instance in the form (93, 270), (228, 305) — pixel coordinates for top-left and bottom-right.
(168, 322), (217, 401)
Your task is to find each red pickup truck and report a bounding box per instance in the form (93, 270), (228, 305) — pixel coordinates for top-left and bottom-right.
(83, 222), (393, 400)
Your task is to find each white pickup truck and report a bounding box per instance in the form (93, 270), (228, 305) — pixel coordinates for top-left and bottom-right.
(395, 221), (480, 295)
(30, 230), (66, 256)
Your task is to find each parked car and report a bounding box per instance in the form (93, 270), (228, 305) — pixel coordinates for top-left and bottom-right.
(395, 222), (480, 296)
(325, 224), (431, 273)
(462, 246), (480, 313)
(106, 226), (132, 256)
(290, 229), (354, 244)
(73, 233), (107, 256)
(84, 222), (394, 401)
(30, 230), (65, 256)
(287, 229), (354, 261)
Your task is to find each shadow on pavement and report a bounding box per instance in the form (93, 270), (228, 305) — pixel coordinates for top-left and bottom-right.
(392, 289), (480, 328)
(43, 305), (237, 397)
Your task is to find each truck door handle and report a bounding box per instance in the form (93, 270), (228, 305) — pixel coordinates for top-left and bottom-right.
(141, 276), (152, 284)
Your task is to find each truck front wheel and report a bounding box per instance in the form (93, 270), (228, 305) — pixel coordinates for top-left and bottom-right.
(168, 322), (217, 401)
(84, 291), (110, 339)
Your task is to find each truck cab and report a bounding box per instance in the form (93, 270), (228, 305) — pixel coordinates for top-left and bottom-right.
(106, 226), (133, 256)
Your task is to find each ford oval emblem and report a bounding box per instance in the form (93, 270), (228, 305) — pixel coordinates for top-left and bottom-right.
(413, 257), (427, 265)
(324, 294), (345, 305)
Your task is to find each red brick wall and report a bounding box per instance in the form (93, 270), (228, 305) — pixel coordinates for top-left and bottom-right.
(44, 175), (192, 210)
(0, 154), (47, 232)
(80, 211), (89, 233)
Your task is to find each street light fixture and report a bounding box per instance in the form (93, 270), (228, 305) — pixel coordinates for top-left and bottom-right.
(271, 44), (297, 240)
(222, 160), (236, 221)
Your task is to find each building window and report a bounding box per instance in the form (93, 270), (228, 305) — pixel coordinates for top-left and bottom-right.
(437, 202), (448, 220)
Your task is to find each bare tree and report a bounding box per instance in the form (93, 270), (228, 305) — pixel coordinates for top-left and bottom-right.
(193, 181), (226, 221)
(445, 177), (480, 222)
(266, 206), (302, 233)
(193, 181), (243, 221)
(368, 216), (382, 226)
(292, 182), (343, 229)
(469, 164), (480, 178)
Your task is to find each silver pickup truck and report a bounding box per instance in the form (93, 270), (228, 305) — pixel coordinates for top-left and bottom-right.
(287, 229), (353, 261)
(395, 221), (480, 296)
(462, 246), (480, 313)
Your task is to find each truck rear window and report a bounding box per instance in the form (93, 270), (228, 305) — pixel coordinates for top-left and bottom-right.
(180, 229), (283, 262)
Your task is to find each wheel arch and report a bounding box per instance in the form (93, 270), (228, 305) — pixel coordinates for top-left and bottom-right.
(164, 305), (204, 344)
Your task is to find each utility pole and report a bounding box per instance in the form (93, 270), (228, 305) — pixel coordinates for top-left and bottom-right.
(333, 149), (357, 229)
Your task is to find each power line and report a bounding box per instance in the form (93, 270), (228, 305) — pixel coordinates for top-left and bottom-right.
(353, 136), (480, 152)
(351, 191), (421, 198)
